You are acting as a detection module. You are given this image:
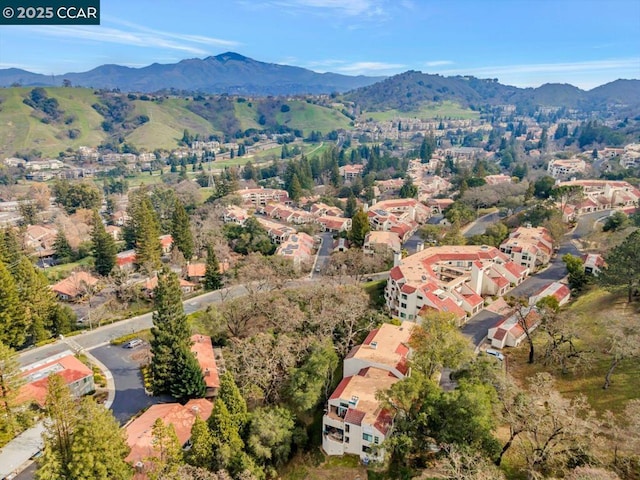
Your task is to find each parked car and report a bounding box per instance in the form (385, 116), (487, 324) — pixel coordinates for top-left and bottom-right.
(485, 349), (505, 361)
(124, 339), (143, 349)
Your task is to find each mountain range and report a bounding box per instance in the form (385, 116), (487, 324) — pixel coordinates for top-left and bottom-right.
(1, 52), (638, 111)
(0, 52), (383, 95)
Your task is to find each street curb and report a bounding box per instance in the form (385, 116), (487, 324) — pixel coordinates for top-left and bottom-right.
(83, 350), (115, 409)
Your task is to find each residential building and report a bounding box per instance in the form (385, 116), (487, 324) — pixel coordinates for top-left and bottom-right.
(105, 225), (121, 241)
(23, 224), (58, 259)
(556, 180), (640, 216)
(369, 198), (431, 224)
(51, 271), (99, 301)
(111, 210), (130, 226)
(125, 399), (214, 474)
(528, 282), (571, 307)
(487, 308), (541, 349)
(386, 245), (528, 324)
(159, 234), (173, 254)
(364, 231), (401, 254)
(339, 164), (365, 182)
(116, 249), (137, 270)
(316, 215), (352, 233)
(238, 187), (289, 206)
(190, 335), (220, 398)
(484, 174), (512, 185)
(276, 232), (315, 267)
(323, 322), (414, 462)
(143, 275), (197, 295)
(547, 158), (587, 179)
(222, 205), (249, 225)
(499, 226), (554, 271)
(255, 217), (296, 243)
(582, 253), (605, 276)
(17, 351), (95, 407)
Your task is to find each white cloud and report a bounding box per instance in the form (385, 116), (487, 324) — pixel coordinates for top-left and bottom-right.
(425, 60), (454, 67)
(435, 58), (640, 89)
(25, 18), (240, 57)
(332, 61), (406, 75)
(270, 0), (385, 17)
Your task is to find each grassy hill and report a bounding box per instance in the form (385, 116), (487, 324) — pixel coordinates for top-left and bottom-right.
(0, 87), (106, 157)
(0, 87), (354, 157)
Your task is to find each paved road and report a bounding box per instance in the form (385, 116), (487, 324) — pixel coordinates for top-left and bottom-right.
(312, 231), (334, 278)
(90, 343), (170, 425)
(463, 211), (501, 237)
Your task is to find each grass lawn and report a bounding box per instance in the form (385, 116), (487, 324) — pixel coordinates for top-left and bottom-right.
(365, 101), (479, 122)
(44, 256), (94, 282)
(507, 287), (640, 416)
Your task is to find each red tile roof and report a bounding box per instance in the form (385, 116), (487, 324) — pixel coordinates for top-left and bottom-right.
(190, 335), (219, 389)
(51, 271), (99, 298)
(344, 409), (366, 426)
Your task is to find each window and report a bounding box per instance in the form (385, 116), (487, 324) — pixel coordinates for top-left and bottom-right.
(345, 437), (349, 443)
(401, 293), (407, 300)
(374, 436), (380, 444)
(362, 445), (371, 453)
(400, 313), (406, 318)
(345, 425), (350, 433)
(363, 433), (373, 442)
(417, 295), (423, 300)
(400, 302), (407, 309)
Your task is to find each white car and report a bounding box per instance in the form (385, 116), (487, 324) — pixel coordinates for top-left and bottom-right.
(124, 339), (143, 349)
(485, 349), (505, 361)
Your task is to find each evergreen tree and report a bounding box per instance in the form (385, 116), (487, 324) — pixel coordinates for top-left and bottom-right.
(204, 245), (223, 291)
(288, 174), (303, 202)
(344, 194), (357, 219)
(348, 208), (370, 248)
(67, 398), (132, 480)
(218, 371), (248, 431)
(148, 418), (183, 480)
(419, 135), (435, 162)
(1, 228), (22, 273)
(150, 269), (193, 395)
(132, 196), (162, 272)
(0, 260), (26, 348)
(399, 176), (418, 198)
(207, 399), (244, 471)
(14, 256), (56, 342)
(91, 210), (117, 277)
(169, 346), (206, 401)
(52, 232), (73, 263)
(170, 198), (194, 261)
(599, 230), (640, 303)
(0, 342), (24, 437)
(38, 374), (78, 478)
(247, 406), (295, 467)
(185, 415), (213, 469)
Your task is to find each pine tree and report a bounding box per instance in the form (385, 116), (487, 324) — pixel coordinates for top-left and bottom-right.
(288, 174), (303, 202)
(1, 228), (22, 273)
(38, 374), (78, 478)
(169, 345), (206, 401)
(170, 198), (194, 261)
(13, 257), (56, 342)
(349, 208), (371, 248)
(204, 244), (223, 291)
(129, 196), (162, 273)
(148, 418), (183, 480)
(67, 398), (132, 480)
(91, 210), (117, 277)
(345, 194), (357, 219)
(207, 399), (244, 471)
(150, 269), (192, 395)
(185, 415), (214, 469)
(52, 232), (73, 263)
(218, 371), (248, 431)
(0, 260), (26, 348)
(0, 342), (24, 436)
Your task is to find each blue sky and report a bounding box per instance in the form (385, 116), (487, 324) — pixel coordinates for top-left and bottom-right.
(1, 0), (639, 89)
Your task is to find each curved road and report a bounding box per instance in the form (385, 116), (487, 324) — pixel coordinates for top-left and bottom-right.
(461, 210), (612, 345)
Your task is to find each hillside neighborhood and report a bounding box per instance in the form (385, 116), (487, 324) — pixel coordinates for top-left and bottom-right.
(1, 54), (640, 480)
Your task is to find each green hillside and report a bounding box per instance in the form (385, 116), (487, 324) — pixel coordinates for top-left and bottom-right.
(275, 100), (353, 134)
(0, 87), (106, 157)
(0, 87), (355, 157)
(365, 101), (480, 121)
(126, 98), (219, 150)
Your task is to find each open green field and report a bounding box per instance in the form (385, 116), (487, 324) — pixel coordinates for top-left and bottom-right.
(507, 287), (640, 415)
(365, 101), (479, 121)
(233, 101), (263, 131)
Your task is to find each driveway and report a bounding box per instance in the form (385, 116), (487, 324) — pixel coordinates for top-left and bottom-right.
(312, 231), (334, 278)
(89, 343), (165, 425)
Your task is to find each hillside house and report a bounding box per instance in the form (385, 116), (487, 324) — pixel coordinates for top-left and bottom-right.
(499, 226), (554, 271)
(51, 271), (99, 301)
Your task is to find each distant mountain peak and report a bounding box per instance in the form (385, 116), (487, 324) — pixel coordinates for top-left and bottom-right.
(213, 52), (249, 62)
